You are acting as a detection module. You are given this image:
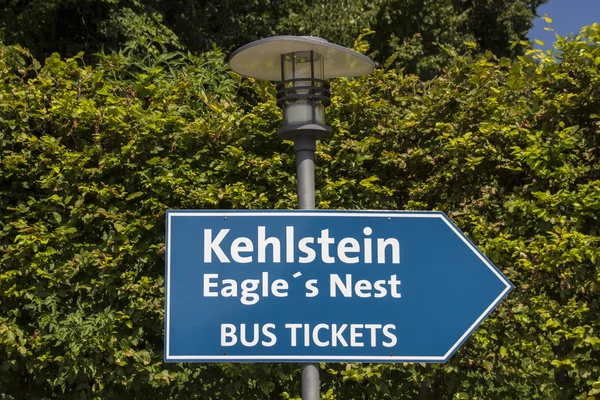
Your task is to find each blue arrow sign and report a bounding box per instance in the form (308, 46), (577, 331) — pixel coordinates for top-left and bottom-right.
(164, 210), (512, 362)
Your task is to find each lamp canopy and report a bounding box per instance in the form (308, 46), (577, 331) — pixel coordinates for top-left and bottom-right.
(229, 36), (375, 81)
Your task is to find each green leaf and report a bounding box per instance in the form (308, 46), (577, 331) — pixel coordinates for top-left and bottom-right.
(114, 223), (125, 233)
(500, 346), (508, 357)
(126, 192), (144, 201)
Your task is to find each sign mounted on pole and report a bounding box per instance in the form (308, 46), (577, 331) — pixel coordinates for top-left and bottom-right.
(164, 210), (513, 363)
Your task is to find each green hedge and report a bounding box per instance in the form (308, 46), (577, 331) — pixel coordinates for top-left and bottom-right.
(1, 25), (599, 399)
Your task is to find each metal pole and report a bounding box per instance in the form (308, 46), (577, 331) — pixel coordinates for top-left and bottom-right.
(301, 363), (320, 400)
(294, 134), (320, 400)
(295, 136), (316, 210)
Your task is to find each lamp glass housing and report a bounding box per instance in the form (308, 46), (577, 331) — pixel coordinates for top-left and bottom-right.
(281, 51), (325, 126)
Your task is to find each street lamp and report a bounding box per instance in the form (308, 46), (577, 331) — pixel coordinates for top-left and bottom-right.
(229, 36), (375, 400)
(230, 36), (374, 142)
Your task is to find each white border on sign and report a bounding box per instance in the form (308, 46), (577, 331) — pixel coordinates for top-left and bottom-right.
(164, 211), (513, 362)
